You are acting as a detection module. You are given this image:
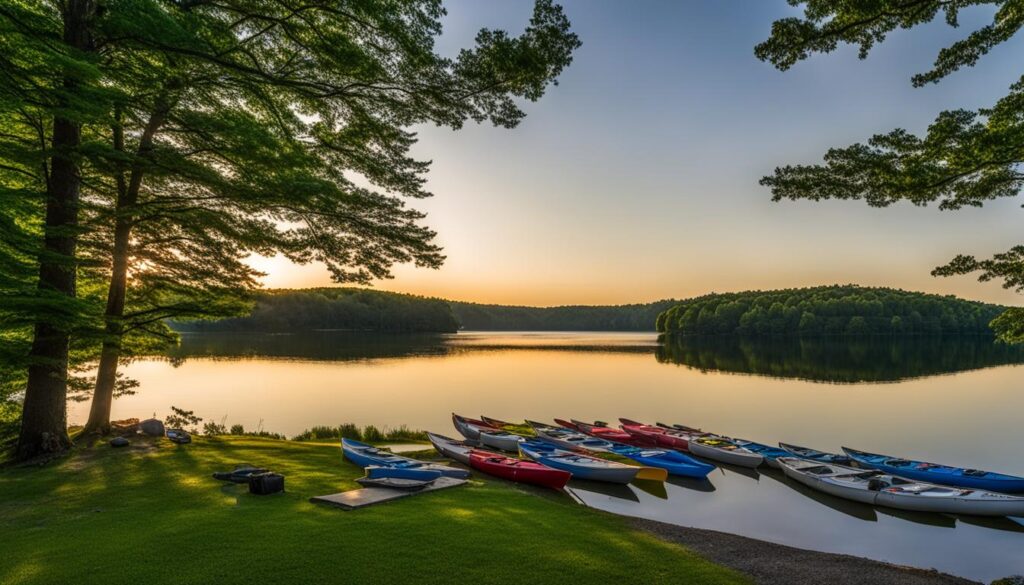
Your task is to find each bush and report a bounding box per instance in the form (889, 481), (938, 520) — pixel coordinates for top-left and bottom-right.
(339, 423), (361, 440)
(361, 424), (384, 442)
(229, 424), (245, 435)
(384, 425), (428, 441)
(165, 406), (202, 433)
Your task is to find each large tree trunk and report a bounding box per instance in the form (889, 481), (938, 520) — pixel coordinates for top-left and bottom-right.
(16, 0), (96, 459)
(84, 102), (170, 434)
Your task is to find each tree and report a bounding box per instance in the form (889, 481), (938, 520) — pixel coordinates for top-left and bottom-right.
(3, 0), (582, 441)
(755, 1), (1024, 341)
(1, 0), (114, 458)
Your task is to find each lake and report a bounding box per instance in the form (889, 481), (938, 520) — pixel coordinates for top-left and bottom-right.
(68, 331), (1024, 582)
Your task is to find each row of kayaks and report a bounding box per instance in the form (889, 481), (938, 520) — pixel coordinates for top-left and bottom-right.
(341, 415), (1024, 517)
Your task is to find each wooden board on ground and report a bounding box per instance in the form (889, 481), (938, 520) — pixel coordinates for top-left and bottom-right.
(310, 477), (467, 510)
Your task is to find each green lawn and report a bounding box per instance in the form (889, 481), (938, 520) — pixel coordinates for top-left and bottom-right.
(0, 436), (747, 585)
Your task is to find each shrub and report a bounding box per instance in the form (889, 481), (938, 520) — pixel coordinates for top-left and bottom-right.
(362, 424), (384, 442)
(229, 424), (245, 435)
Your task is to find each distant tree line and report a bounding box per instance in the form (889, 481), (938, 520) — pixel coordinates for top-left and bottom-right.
(450, 300), (679, 331)
(657, 286), (1005, 337)
(172, 289), (458, 334)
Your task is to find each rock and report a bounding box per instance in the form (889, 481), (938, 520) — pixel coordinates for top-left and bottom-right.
(109, 437), (130, 448)
(139, 418), (165, 437)
(992, 576), (1024, 585)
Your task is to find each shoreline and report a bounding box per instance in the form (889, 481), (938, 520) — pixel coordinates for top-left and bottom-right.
(630, 517), (979, 584)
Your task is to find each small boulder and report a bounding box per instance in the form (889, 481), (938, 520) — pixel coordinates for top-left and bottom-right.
(139, 418), (165, 437)
(109, 437), (130, 448)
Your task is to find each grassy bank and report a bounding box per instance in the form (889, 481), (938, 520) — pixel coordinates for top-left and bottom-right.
(0, 436), (746, 585)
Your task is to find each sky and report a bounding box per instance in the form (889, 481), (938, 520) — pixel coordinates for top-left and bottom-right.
(249, 1), (1024, 307)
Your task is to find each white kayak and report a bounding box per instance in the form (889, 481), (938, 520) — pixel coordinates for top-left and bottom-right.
(778, 457), (1024, 517)
(428, 432), (473, 465)
(479, 429), (524, 452)
(688, 436), (763, 468)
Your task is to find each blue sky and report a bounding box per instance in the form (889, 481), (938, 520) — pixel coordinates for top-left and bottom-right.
(255, 1), (1024, 306)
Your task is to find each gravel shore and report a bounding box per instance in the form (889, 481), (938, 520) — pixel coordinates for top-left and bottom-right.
(631, 518), (980, 585)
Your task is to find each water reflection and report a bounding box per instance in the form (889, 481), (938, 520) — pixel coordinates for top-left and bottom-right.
(71, 331), (1024, 582)
(656, 335), (1024, 383)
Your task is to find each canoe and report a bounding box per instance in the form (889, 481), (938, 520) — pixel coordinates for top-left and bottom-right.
(619, 418), (702, 450)
(688, 436), (764, 468)
(560, 419), (637, 444)
(478, 429), (524, 452)
(778, 457), (1024, 516)
(843, 447), (1024, 493)
(451, 413), (497, 441)
(427, 432), (473, 465)
(342, 438), (471, 479)
(468, 449), (571, 490)
(778, 442), (855, 466)
(519, 441), (639, 484)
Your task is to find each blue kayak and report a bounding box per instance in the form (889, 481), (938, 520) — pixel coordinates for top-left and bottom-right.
(341, 438), (470, 479)
(529, 422), (712, 478)
(843, 447), (1024, 493)
(779, 442), (855, 466)
(732, 439), (790, 468)
(605, 442), (714, 478)
(519, 441), (639, 484)
(364, 466), (442, 482)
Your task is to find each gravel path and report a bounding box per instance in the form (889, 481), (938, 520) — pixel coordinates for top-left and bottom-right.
(631, 518), (980, 585)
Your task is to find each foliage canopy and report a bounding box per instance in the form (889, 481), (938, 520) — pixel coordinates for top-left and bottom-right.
(756, 1), (1024, 341)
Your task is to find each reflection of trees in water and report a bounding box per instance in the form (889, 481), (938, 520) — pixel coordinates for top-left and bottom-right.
(165, 332), (456, 365)
(655, 335), (1024, 383)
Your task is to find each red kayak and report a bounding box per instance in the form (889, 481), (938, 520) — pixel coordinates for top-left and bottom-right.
(619, 418), (704, 451)
(468, 450), (571, 490)
(555, 419), (639, 445)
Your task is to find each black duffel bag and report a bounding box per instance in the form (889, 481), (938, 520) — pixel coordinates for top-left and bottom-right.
(248, 472), (285, 495)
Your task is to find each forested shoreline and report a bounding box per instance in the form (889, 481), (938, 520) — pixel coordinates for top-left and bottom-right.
(657, 285), (1005, 338)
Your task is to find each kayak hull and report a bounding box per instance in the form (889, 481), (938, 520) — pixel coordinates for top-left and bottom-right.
(452, 413), (496, 441)
(479, 430), (523, 452)
(689, 439), (763, 468)
(779, 457), (1024, 516)
(843, 447), (1024, 493)
(469, 450), (571, 490)
(342, 438), (470, 479)
(519, 442), (638, 484)
(427, 432), (473, 466)
(610, 445), (714, 478)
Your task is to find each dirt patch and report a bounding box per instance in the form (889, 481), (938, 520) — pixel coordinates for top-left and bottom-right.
(631, 517), (979, 585)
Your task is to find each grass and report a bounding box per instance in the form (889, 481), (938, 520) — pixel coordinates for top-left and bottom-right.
(0, 436), (747, 585)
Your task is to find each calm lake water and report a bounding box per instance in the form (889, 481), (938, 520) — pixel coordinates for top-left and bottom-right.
(69, 332), (1024, 581)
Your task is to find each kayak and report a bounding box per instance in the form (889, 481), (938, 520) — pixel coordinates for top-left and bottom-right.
(731, 439), (789, 468)
(779, 442), (855, 466)
(427, 432), (473, 465)
(480, 416), (536, 436)
(357, 466), (442, 490)
(688, 436), (764, 468)
(619, 418), (703, 450)
(843, 447), (1024, 493)
(778, 457), (1024, 516)
(468, 449), (571, 490)
(558, 419), (637, 444)
(528, 420), (619, 451)
(478, 429), (524, 452)
(342, 438), (470, 479)
(661, 422), (775, 468)
(452, 413), (497, 441)
(602, 442), (712, 479)
(519, 441), (639, 484)
(532, 421), (702, 479)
